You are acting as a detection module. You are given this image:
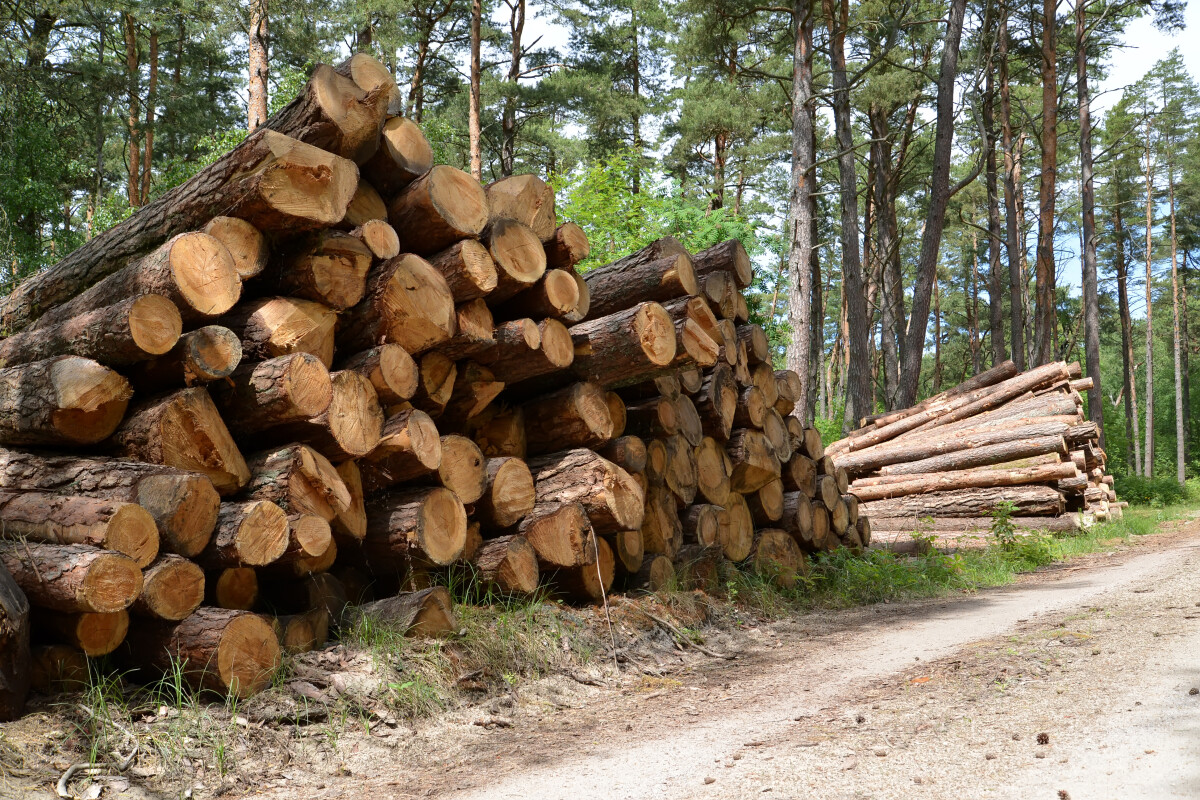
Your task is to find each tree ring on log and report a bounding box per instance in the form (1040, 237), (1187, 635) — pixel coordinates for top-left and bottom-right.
(48, 357), (132, 444)
(170, 232), (243, 317)
(84, 554), (145, 613)
(128, 295), (184, 356)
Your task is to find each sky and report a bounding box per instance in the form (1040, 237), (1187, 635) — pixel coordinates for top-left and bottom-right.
(1095, 0), (1200, 113)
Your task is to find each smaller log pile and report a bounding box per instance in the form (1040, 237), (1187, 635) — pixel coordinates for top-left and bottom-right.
(828, 360), (1122, 553)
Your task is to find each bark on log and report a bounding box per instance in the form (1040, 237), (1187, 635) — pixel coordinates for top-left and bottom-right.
(261, 370), (385, 462)
(857, 359), (1020, 432)
(222, 296), (337, 367)
(874, 434), (1069, 477)
(241, 444), (351, 521)
(598, 435), (647, 475)
(523, 382), (614, 455)
(567, 302), (676, 388)
(0, 491), (158, 567)
(752, 529), (807, 589)
(544, 222), (590, 270)
(203, 216), (269, 279)
(695, 363), (737, 440)
(196, 500), (289, 568)
(338, 344), (417, 405)
(256, 230), (372, 310)
(425, 239), (498, 302)
(363, 486), (467, 567)
(469, 405), (527, 458)
(851, 462), (1078, 502)
(527, 449), (644, 534)
(783, 454), (816, 496)
(694, 436), (732, 506)
(483, 218), (548, 302)
(476, 318), (573, 385)
(38, 609), (127, 656)
(129, 325), (243, 390)
(361, 116), (433, 194)
(517, 501), (596, 569)
(663, 297), (721, 369)
(0, 563), (29, 719)
(837, 420), (1072, 475)
(436, 299), (495, 361)
(210, 353), (333, 435)
(625, 553), (675, 592)
(387, 165), (489, 255)
(440, 362), (505, 426)
(748, 478), (785, 524)
(0, 357), (130, 446)
(778, 492), (814, 546)
(486, 174), (557, 241)
(132, 555), (204, 621)
(492, 269), (580, 321)
(0, 542), (141, 613)
(337, 253), (456, 355)
(470, 535), (539, 595)
(476, 457), (536, 529)
(349, 587), (457, 637)
(584, 247), (697, 321)
(359, 408), (442, 492)
(727, 429), (781, 494)
(410, 352), (457, 416)
(691, 239), (752, 288)
(860, 486), (1066, 519)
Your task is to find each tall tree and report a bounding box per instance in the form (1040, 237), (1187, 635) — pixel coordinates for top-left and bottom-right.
(785, 0), (816, 424)
(468, 0), (483, 179)
(1032, 0), (1058, 365)
(248, 0), (269, 131)
(1075, 0), (1102, 446)
(1143, 108), (1155, 478)
(998, 2), (1025, 370)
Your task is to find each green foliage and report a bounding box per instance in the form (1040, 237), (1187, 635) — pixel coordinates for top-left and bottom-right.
(1112, 474), (1200, 506)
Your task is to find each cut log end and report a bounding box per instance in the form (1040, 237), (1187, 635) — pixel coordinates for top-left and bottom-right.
(481, 457), (536, 529)
(136, 556), (205, 621)
(126, 295), (184, 356)
(84, 553), (145, 614)
(203, 216), (268, 280)
(215, 612), (281, 697)
(138, 473), (221, 558)
(438, 435), (488, 504)
(169, 231), (243, 317)
(48, 357), (132, 444)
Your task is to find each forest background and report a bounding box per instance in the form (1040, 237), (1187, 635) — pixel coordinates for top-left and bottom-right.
(2, 0), (1198, 485)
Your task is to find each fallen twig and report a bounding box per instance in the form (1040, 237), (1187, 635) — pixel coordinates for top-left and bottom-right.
(635, 609), (736, 660)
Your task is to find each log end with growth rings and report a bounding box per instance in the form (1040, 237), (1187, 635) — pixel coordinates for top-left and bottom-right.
(257, 130), (360, 227)
(127, 295), (184, 357)
(49, 357), (133, 444)
(82, 553), (144, 614)
(216, 612), (282, 697)
(169, 232), (243, 317)
(415, 486), (468, 566)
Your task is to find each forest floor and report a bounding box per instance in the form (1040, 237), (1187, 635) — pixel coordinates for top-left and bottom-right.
(3, 512), (1199, 800)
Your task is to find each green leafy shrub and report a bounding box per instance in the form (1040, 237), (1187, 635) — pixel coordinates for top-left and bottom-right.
(1112, 475), (1198, 507)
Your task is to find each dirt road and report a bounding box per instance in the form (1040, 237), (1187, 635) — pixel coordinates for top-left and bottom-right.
(323, 519), (1200, 800)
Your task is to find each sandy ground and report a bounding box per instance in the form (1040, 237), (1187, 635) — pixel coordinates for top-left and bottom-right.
(7, 518), (1200, 800)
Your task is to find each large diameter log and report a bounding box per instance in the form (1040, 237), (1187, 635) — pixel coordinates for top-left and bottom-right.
(359, 408), (442, 492)
(203, 216), (268, 279)
(258, 230), (372, 310)
(778, 492), (814, 545)
(129, 325), (243, 390)
(554, 536), (615, 603)
(0, 357), (131, 446)
(470, 535), (539, 595)
(663, 297), (721, 369)
(493, 269), (580, 320)
(544, 222), (590, 269)
(338, 344), (417, 405)
(561, 269), (591, 325)
(196, 501), (289, 568)
(584, 249), (697, 320)
(0, 492), (158, 568)
(132, 555), (205, 621)
(734, 385), (768, 428)
(387, 165), (489, 254)
(0, 294), (181, 369)
(242, 444), (351, 521)
(518, 501), (596, 569)
(477, 318), (573, 384)
(109, 387), (249, 494)
(211, 353), (333, 435)
(262, 370), (385, 462)
(361, 116), (433, 193)
(860, 485), (1066, 519)
(124, 607), (279, 697)
(223, 296), (337, 367)
(476, 457), (536, 529)
(435, 435), (488, 504)
(349, 587), (457, 638)
(337, 253), (457, 355)
(484, 218), (548, 302)
(486, 174), (557, 241)
(264, 62), (388, 162)
(271, 514), (334, 575)
(437, 299), (496, 361)
(209, 567), (258, 610)
(727, 429), (782, 493)
(851, 462), (1079, 502)
(752, 529), (807, 589)
(523, 382), (614, 456)
(783, 454), (816, 496)
(426, 239), (499, 302)
(0, 563), (29, 719)
(691, 239), (752, 288)
(528, 449), (644, 534)
(363, 486), (467, 566)
(567, 302), (677, 388)
(0, 542), (141, 613)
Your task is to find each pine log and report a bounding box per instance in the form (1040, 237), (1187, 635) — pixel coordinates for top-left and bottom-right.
(625, 396), (682, 440)
(678, 364), (703, 395)
(598, 436), (647, 475)
(691, 239), (752, 288)
(483, 218), (549, 302)
(337, 253), (457, 355)
(208, 567), (258, 610)
(435, 435), (488, 504)
(410, 352), (457, 416)
(349, 219), (401, 261)
(132, 555), (205, 621)
(258, 230), (372, 310)
(763, 408), (792, 463)
(461, 522), (484, 562)
(873, 434), (1069, 477)
(836, 420), (1072, 475)
(203, 216), (268, 279)
(486, 174), (557, 241)
(748, 478), (785, 524)
(641, 485), (682, 559)
(851, 462), (1079, 502)
(0, 491), (158, 568)
(727, 429), (781, 493)
(493, 269), (580, 320)
(752, 529), (807, 589)
(38, 609), (127, 656)
(606, 529), (645, 575)
(662, 433), (699, 505)
(195, 501), (289, 568)
(695, 363), (738, 440)
(361, 116), (433, 193)
(359, 408), (442, 492)
(331, 460), (367, 541)
(211, 353), (333, 435)
(469, 405), (527, 458)
(567, 302), (677, 388)
(715, 318), (738, 363)
(528, 449), (644, 534)
(436, 299), (495, 361)
(856, 359), (1020, 432)
(797, 427), (824, 460)
(815, 474), (840, 510)
(518, 501), (596, 569)
(274, 609), (324, 654)
(734, 386), (767, 428)
(0, 563), (29, 719)
(242, 444), (351, 521)
(584, 247), (697, 321)
(129, 325), (244, 390)
(663, 297), (721, 369)
(783, 454), (816, 496)
(626, 553), (675, 592)
(387, 165), (489, 255)
(350, 587), (457, 637)
(440, 362), (505, 426)
(778, 492), (814, 545)
(470, 535), (539, 595)
(478, 318), (573, 384)
(425, 239), (499, 301)
(554, 536), (615, 603)
(222, 296), (337, 367)
(363, 486), (467, 566)
(0, 357), (128, 447)
(544, 222), (590, 270)
(606, 391), (628, 438)
(682, 504), (722, 548)
(701, 270), (737, 320)
(737, 324), (770, 364)
(523, 382), (614, 455)
(866, 514), (1084, 535)
(341, 180), (388, 228)
(719, 493), (754, 561)
(124, 607), (279, 697)
(695, 436), (732, 506)
(0, 542), (141, 613)
(261, 370), (385, 462)
(338, 344), (417, 405)
(476, 456), (536, 529)
(774, 371), (798, 416)
(561, 269), (591, 324)
(860, 486), (1065, 519)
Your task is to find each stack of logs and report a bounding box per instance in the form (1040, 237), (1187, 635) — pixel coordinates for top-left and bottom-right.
(829, 360), (1123, 553)
(0, 53), (866, 712)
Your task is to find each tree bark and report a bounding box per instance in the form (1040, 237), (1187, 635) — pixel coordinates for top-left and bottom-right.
(0, 492), (158, 568)
(241, 444), (351, 522)
(337, 254), (456, 356)
(0, 543), (141, 614)
(1075, 0), (1103, 447)
(468, 0), (483, 180)
(248, 0), (269, 131)
(527, 449), (644, 534)
(359, 408), (443, 493)
(1032, 0), (1058, 365)
(860, 485), (1064, 518)
(363, 486), (467, 567)
(470, 535), (539, 595)
(0, 562), (29, 720)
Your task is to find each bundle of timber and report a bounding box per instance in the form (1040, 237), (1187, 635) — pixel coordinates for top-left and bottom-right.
(828, 360), (1121, 552)
(0, 54), (860, 713)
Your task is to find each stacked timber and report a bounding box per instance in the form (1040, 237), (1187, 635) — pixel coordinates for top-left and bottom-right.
(829, 361), (1120, 553)
(0, 54), (854, 707)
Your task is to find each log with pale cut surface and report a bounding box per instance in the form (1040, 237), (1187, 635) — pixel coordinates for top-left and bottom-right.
(341, 180), (387, 228)
(641, 485), (682, 558)
(242, 443), (351, 522)
(816, 474), (840, 509)
(695, 435), (732, 506)
(695, 362), (738, 440)
(528, 449), (644, 534)
(606, 529), (644, 574)
(223, 296), (337, 367)
(752, 363), (779, 407)
(110, 387), (249, 494)
(673, 395), (704, 447)
(0, 542), (141, 613)
(475, 456), (536, 529)
(567, 302), (677, 388)
(208, 566), (258, 610)
(338, 343), (417, 405)
(783, 453), (816, 496)
(350, 218), (401, 260)
(125, 607), (280, 697)
(663, 296), (721, 369)
(410, 352), (457, 417)
(493, 268), (581, 321)
(850, 462), (1079, 502)
(388, 165), (489, 255)
(433, 435), (488, 505)
(625, 396), (682, 441)
(626, 553), (675, 592)
(426, 239), (499, 302)
(203, 216), (268, 280)
(561, 269), (591, 325)
(210, 353), (333, 435)
(261, 369), (385, 462)
(279, 514), (334, 566)
(544, 222), (590, 270)
(734, 385), (767, 429)
(797, 427), (824, 460)
(359, 407), (442, 492)
(719, 493), (754, 561)
(517, 501), (597, 569)
(691, 239), (752, 288)
(0, 294), (181, 369)
(554, 535), (615, 603)
(487, 174), (557, 241)
(39, 609), (128, 656)
(337, 253), (457, 355)
(349, 587), (457, 637)
(129, 555), (204, 624)
(483, 218), (549, 303)
(752, 529), (807, 589)
(584, 246), (697, 321)
(871, 433), (1069, 477)
(714, 318), (738, 363)
(436, 299), (495, 361)
(264, 62), (389, 162)
(778, 491), (814, 545)
(598, 435), (648, 475)
(605, 391), (628, 438)
(737, 324), (770, 364)
(678, 364), (703, 394)
(748, 478), (785, 524)
(829, 496), (850, 536)
(662, 433), (699, 505)
(470, 534), (539, 595)
(860, 485), (1065, 518)
(363, 486), (467, 567)
(701, 270), (737, 320)
(774, 370), (800, 416)
(129, 325), (243, 390)
(682, 503), (722, 548)
(361, 116), (433, 193)
(0, 356), (130, 447)
(0, 491), (158, 567)
(483, 317), (575, 386)
(763, 408), (792, 463)
(523, 382), (614, 456)
(440, 362), (505, 426)
(256, 230), (372, 310)
(274, 608), (327, 654)
(195, 500), (289, 569)
(0, 563), (28, 720)
(469, 405), (526, 458)
(331, 460), (367, 541)
(727, 428), (782, 494)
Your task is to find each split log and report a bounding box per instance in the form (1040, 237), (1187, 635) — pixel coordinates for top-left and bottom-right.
(203, 216), (268, 279)
(694, 436), (732, 506)
(528, 449), (644, 534)
(0, 563), (28, 718)
(331, 460), (367, 541)
(626, 553), (675, 592)
(349, 587), (457, 637)
(338, 344), (417, 405)
(682, 504), (722, 548)
(483, 218), (548, 302)
(39, 610), (128, 656)
(691, 239), (752, 288)
(0, 357), (130, 447)
(0, 294), (181, 369)
(544, 222), (590, 269)
(363, 486), (467, 566)
(518, 501), (596, 569)
(598, 436), (647, 475)
(470, 535), (539, 595)
(109, 387), (248, 494)
(850, 462), (1079, 502)
(359, 408), (442, 492)
(554, 536), (615, 603)
(262, 370), (385, 462)
(436, 435), (488, 504)
(486, 174), (557, 241)
(410, 352), (457, 416)
(695, 362), (738, 440)
(210, 353), (333, 435)
(436, 299), (495, 361)
(0, 542), (141, 613)
(124, 607), (280, 697)
(196, 501), (289, 568)
(242, 444), (351, 521)
(132, 555), (205, 621)
(523, 382), (614, 455)
(860, 486), (1066, 519)
(641, 485), (683, 558)
(478, 318), (573, 385)
(258, 230), (372, 310)
(719, 493), (754, 561)
(492, 269), (580, 320)
(752, 529), (807, 589)
(387, 165), (489, 255)
(425, 239), (498, 302)
(440, 362), (505, 426)
(337, 253), (456, 355)
(727, 429), (781, 494)
(0, 492), (158, 568)
(584, 242), (697, 320)
(208, 567), (258, 610)
(129, 325), (243, 389)
(361, 116), (433, 193)
(222, 296), (337, 367)
(567, 302), (676, 388)
(748, 478), (785, 524)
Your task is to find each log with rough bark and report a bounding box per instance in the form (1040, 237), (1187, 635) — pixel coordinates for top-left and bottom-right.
(0, 294), (181, 369)
(470, 535), (539, 595)
(129, 325), (244, 390)
(719, 493), (754, 561)
(337, 253), (457, 355)
(663, 297), (721, 369)
(387, 165), (489, 255)
(338, 344), (417, 405)
(0, 131), (357, 335)
(0, 491), (158, 568)
(330, 460), (367, 542)
(350, 587), (457, 637)
(836, 419), (1072, 475)
(782, 454), (816, 496)
(734, 386), (767, 429)
(873, 434), (1069, 478)
(855, 359), (1020, 434)
(527, 449), (644, 534)
(262, 370), (385, 462)
(493, 269), (580, 321)
(517, 501), (596, 569)
(410, 352), (457, 416)
(860, 485), (1066, 519)
(865, 514), (1086, 534)
(0, 356), (131, 446)
(584, 243), (697, 320)
(257, 230), (373, 310)
(436, 299), (495, 361)
(737, 324), (770, 365)
(203, 216), (269, 280)
(626, 553), (675, 592)
(208, 566), (258, 610)
(727, 429), (781, 494)
(440, 362), (505, 426)
(486, 174), (557, 241)
(241, 444), (351, 522)
(350, 219), (401, 260)
(195, 500), (289, 568)
(132, 555), (205, 621)
(483, 218), (548, 302)
(477, 318), (574, 386)
(691, 239), (752, 288)
(475, 456), (536, 529)
(523, 382), (614, 455)
(210, 353), (333, 435)
(363, 486), (467, 567)
(544, 222), (590, 270)
(361, 116), (433, 193)
(694, 436), (732, 506)
(701, 270), (737, 320)
(469, 405), (526, 458)
(748, 478), (785, 525)
(554, 535), (615, 603)
(0, 542), (142, 613)
(222, 296), (338, 367)
(435, 435), (488, 504)
(425, 239), (499, 302)
(359, 408), (442, 492)
(109, 387), (249, 494)
(850, 462), (1079, 502)
(0, 562), (29, 720)
(124, 607), (280, 697)
(598, 435), (647, 475)
(752, 529), (807, 589)
(567, 302), (677, 388)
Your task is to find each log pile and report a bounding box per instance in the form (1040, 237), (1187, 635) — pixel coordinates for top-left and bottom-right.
(0, 54), (859, 706)
(828, 361), (1121, 552)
